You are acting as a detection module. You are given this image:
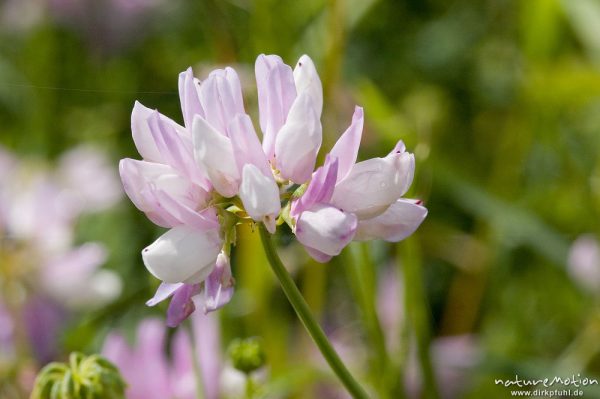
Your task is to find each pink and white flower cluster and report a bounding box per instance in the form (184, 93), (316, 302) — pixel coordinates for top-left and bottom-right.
(120, 54), (428, 326)
(0, 146), (122, 308)
(0, 145), (122, 362)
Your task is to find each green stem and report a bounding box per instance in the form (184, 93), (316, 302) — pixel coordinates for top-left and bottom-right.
(245, 375), (255, 399)
(344, 244), (404, 399)
(401, 238), (440, 399)
(556, 309), (600, 372)
(258, 225), (370, 399)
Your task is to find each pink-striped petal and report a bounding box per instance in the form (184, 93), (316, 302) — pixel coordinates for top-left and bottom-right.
(167, 284), (201, 327)
(228, 114), (271, 177)
(178, 67), (205, 128)
(255, 54), (296, 160)
(290, 155), (338, 219)
(119, 159), (202, 228)
(150, 189), (219, 230)
(204, 252), (234, 313)
(330, 106), (364, 183)
(146, 282), (184, 306)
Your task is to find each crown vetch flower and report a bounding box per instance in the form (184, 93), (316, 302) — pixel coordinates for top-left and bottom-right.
(289, 106), (428, 262)
(120, 53), (427, 325)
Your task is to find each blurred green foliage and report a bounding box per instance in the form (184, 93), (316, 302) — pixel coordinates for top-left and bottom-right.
(2, 0), (600, 398)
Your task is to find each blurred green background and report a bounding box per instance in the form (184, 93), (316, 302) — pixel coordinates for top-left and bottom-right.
(2, 0), (600, 398)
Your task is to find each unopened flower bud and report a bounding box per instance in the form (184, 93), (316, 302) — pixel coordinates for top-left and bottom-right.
(31, 352), (126, 399)
(227, 337), (266, 374)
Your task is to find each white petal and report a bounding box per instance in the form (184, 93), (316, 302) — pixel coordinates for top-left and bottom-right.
(354, 199), (427, 242)
(295, 204), (357, 257)
(131, 101), (162, 162)
(142, 225), (222, 284)
(192, 116), (240, 197)
(239, 164), (280, 232)
(293, 55), (323, 118)
(274, 92), (322, 183)
(331, 151), (415, 219)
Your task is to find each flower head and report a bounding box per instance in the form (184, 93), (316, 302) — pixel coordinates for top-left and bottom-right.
(121, 54), (427, 324)
(102, 314), (222, 399)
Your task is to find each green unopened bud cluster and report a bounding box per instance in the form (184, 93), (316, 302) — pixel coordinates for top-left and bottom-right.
(31, 352), (126, 399)
(227, 337), (266, 374)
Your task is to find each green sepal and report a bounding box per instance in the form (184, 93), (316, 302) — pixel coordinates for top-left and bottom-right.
(278, 200), (293, 228)
(290, 183), (308, 200)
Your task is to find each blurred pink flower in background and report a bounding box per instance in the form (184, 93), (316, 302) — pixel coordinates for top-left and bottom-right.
(376, 266), (404, 354)
(378, 269), (481, 399)
(0, 300), (15, 361)
(430, 335), (481, 399)
(1, 0), (169, 52)
(57, 146), (123, 214)
(568, 234), (600, 293)
(51, 0), (168, 53)
(41, 243), (121, 308)
(0, 145), (122, 363)
(0, 0), (45, 32)
(103, 313), (222, 399)
(1, 146), (123, 305)
(22, 295), (66, 364)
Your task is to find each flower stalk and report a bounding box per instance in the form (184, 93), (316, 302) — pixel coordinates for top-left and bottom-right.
(401, 238), (440, 399)
(344, 243), (404, 398)
(258, 224), (370, 399)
